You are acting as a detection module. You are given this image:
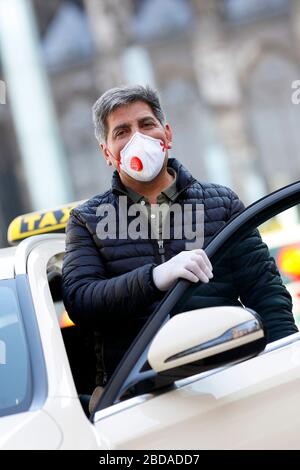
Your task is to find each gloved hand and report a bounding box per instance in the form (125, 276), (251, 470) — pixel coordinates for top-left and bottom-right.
(152, 249), (213, 291)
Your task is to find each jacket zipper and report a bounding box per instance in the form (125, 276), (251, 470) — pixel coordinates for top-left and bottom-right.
(155, 178), (196, 264)
(157, 239), (166, 263)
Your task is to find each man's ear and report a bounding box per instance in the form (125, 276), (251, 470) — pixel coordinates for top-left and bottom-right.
(100, 143), (112, 165)
(165, 123), (173, 147)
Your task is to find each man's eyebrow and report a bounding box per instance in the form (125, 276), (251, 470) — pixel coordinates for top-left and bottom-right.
(138, 116), (156, 123)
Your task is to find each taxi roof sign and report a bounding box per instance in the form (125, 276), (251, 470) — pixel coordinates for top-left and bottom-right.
(7, 200), (85, 245)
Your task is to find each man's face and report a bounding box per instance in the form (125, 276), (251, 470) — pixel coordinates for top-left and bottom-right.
(100, 101), (172, 173)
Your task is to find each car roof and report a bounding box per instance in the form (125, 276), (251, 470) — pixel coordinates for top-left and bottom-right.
(0, 246), (16, 279)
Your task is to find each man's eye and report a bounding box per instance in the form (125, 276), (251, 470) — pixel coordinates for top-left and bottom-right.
(143, 122), (154, 127)
(116, 130), (126, 137)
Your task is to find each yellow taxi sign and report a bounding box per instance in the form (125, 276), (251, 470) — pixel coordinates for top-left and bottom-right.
(7, 200), (85, 245)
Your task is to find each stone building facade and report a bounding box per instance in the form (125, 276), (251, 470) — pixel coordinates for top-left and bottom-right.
(1, 0), (300, 245)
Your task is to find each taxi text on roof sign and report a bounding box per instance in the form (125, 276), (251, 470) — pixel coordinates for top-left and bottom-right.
(7, 201), (85, 244)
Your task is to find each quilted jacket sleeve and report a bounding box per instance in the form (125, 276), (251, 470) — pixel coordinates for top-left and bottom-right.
(62, 211), (161, 328)
(228, 190), (298, 342)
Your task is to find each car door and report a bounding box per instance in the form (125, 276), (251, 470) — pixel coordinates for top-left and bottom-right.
(3, 235), (99, 449)
(92, 180), (300, 449)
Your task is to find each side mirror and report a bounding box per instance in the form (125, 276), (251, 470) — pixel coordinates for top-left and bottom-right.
(148, 306), (266, 379)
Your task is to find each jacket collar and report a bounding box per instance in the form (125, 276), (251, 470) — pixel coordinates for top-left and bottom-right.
(111, 158), (196, 198)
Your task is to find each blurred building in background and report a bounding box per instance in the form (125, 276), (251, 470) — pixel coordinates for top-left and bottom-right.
(1, 0), (300, 246)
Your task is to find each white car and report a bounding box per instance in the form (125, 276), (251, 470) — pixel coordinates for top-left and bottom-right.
(1, 181), (300, 450)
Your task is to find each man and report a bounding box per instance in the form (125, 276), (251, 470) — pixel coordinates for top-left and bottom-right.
(62, 85), (298, 387)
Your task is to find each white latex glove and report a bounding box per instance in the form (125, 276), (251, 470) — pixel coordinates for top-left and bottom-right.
(152, 249), (213, 291)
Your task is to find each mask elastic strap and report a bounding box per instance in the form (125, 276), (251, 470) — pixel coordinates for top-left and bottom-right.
(160, 141), (172, 151)
(107, 148), (121, 172)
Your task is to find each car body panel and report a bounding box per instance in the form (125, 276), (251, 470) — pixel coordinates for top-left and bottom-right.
(94, 333), (300, 449)
(42, 397), (101, 449)
(0, 396), (99, 450)
(0, 408), (62, 449)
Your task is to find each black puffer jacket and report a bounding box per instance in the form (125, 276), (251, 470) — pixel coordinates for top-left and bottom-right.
(62, 158), (298, 380)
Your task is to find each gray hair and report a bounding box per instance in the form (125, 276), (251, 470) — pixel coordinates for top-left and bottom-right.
(92, 84), (166, 142)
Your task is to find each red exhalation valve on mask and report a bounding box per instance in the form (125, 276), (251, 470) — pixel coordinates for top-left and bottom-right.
(130, 156), (143, 171)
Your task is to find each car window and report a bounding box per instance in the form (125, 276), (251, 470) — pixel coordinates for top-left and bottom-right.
(0, 280), (32, 417)
(259, 206), (300, 327)
(47, 253), (74, 328)
(171, 203), (300, 334)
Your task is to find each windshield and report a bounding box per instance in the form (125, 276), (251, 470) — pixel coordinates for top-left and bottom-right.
(0, 279), (32, 417)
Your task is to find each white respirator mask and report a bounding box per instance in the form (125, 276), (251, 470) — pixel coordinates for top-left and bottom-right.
(119, 132), (169, 182)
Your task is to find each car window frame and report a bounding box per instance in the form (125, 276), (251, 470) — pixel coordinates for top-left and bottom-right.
(16, 274), (48, 413)
(0, 275), (48, 417)
(91, 179), (300, 420)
